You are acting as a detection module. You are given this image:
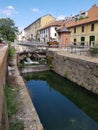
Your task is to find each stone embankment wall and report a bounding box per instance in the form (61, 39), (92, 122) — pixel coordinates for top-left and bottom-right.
(11, 53), (44, 130)
(0, 46), (9, 130)
(47, 49), (98, 94)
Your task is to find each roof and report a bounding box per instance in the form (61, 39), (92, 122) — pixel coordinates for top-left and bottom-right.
(38, 20), (65, 31)
(57, 27), (70, 33)
(65, 16), (98, 28)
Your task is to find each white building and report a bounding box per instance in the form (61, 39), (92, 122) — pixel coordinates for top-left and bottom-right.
(38, 20), (65, 43)
(18, 30), (26, 42)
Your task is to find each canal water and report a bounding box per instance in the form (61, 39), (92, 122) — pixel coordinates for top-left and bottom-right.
(25, 71), (98, 130)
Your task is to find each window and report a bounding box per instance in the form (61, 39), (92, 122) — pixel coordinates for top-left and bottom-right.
(81, 37), (85, 45)
(82, 26), (84, 32)
(55, 27), (57, 30)
(74, 38), (76, 45)
(74, 27), (76, 33)
(91, 24), (94, 31)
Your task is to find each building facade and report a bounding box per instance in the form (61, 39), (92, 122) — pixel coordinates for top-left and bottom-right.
(18, 30), (26, 42)
(57, 27), (71, 48)
(19, 4), (98, 47)
(65, 11), (87, 22)
(66, 18), (98, 45)
(24, 14), (55, 42)
(54, 4), (98, 48)
(38, 20), (65, 43)
(65, 4), (98, 46)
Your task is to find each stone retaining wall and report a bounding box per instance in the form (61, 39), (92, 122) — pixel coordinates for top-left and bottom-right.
(0, 46), (9, 130)
(10, 53), (44, 130)
(47, 49), (98, 94)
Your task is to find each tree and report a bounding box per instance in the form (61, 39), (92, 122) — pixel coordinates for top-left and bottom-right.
(0, 18), (18, 42)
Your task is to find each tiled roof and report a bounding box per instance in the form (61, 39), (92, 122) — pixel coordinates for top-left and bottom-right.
(65, 16), (98, 28)
(38, 20), (65, 30)
(39, 16), (98, 31)
(57, 27), (70, 33)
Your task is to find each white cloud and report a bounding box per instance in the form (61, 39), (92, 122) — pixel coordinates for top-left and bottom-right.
(0, 5), (18, 16)
(31, 8), (39, 12)
(57, 15), (65, 20)
(2, 9), (12, 16)
(19, 26), (24, 31)
(7, 6), (14, 10)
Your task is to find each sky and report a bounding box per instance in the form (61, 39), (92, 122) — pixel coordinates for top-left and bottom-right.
(0, 0), (98, 31)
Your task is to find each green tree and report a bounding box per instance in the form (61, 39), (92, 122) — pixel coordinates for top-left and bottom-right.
(0, 18), (18, 42)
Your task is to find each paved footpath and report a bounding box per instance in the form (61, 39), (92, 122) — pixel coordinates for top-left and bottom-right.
(49, 48), (98, 63)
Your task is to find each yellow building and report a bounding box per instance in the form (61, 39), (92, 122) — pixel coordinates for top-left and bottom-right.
(65, 4), (98, 46)
(24, 14), (55, 41)
(66, 17), (98, 45)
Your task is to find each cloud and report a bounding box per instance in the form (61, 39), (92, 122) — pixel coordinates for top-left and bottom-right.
(31, 8), (39, 12)
(2, 9), (12, 16)
(7, 6), (14, 10)
(57, 15), (65, 20)
(0, 5), (18, 16)
(18, 26), (24, 31)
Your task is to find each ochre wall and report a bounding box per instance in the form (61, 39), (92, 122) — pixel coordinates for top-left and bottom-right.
(41, 15), (55, 27)
(69, 22), (98, 45)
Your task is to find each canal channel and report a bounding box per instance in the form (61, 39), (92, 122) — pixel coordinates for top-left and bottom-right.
(24, 71), (98, 130)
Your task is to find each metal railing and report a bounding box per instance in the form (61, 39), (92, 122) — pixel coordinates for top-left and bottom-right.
(65, 45), (90, 55)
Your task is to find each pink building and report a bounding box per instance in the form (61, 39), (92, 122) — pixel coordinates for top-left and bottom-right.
(57, 27), (71, 48)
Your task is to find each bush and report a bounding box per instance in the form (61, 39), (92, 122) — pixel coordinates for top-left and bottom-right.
(8, 47), (15, 57)
(4, 84), (17, 117)
(10, 120), (24, 130)
(89, 47), (98, 54)
(8, 41), (15, 57)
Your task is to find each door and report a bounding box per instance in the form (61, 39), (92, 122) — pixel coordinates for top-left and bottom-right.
(89, 36), (95, 46)
(81, 37), (85, 45)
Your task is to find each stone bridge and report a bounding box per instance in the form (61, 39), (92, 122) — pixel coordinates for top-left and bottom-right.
(12, 42), (49, 54)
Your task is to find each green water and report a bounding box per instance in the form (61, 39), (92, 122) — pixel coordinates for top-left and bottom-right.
(25, 71), (98, 130)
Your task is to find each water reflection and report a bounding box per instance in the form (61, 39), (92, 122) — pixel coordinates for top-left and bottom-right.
(25, 71), (98, 130)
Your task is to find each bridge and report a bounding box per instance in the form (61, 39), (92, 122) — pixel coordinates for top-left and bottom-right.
(11, 42), (49, 68)
(19, 42), (48, 47)
(12, 41), (49, 54)
(12, 41), (59, 53)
